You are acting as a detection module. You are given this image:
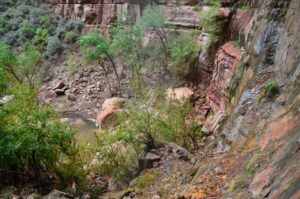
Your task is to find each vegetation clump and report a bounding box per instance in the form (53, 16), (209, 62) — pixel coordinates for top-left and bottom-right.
(199, 0), (221, 44)
(0, 84), (75, 182)
(257, 80), (279, 105)
(78, 31), (121, 96)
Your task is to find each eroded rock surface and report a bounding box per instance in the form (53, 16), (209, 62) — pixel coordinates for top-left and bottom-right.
(51, 0), (200, 36)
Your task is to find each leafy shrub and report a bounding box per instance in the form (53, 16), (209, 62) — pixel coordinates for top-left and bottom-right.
(0, 67), (6, 95)
(20, 20), (35, 40)
(64, 31), (78, 43)
(46, 36), (63, 56)
(95, 130), (138, 181)
(0, 43), (41, 86)
(0, 17), (9, 35)
(33, 28), (49, 47)
(169, 31), (201, 76)
(135, 169), (159, 189)
(3, 31), (19, 45)
(38, 15), (51, 28)
(79, 30), (121, 96)
(0, 84), (75, 180)
(65, 19), (84, 33)
(257, 80), (279, 105)
(117, 90), (202, 150)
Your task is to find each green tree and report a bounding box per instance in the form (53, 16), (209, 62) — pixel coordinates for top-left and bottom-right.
(138, 5), (170, 71)
(111, 16), (144, 79)
(0, 67), (6, 95)
(168, 31), (201, 76)
(79, 31), (121, 96)
(0, 43), (20, 83)
(18, 45), (41, 87)
(0, 84), (75, 181)
(0, 43), (41, 87)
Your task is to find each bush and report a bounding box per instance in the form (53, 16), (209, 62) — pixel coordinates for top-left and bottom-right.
(0, 43), (41, 86)
(117, 90), (203, 150)
(0, 67), (6, 95)
(65, 19), (84, 33)
(95, 130), (138, 182)
(3, 31), (19, 45)
(257, 80), (279, 105)
(135, 169), (159, 189)
(169, 31), (201, 76)
(33, 28), (49, 47)
(46, 36), (63, 56)
(0, 84), (75, 180)
(64, 31), (78, 43)
(20, 20), (35, 40)
(0, 17), (9, 35)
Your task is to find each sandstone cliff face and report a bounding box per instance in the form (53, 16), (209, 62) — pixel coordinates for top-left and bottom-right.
(51, 0), (199, 36)
(215, 0), (300, 198)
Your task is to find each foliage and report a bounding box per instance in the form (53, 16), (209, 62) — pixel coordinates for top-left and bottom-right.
(65, 19), (84, 33)
(0, 67), (6, 95)
(38, 15), (51, 29)
(18, 45), (42, 87)
(0, 1), (82, 56)
(56, 143), (95, 185)
(0, 43), (41, 86)
(111, 16), (144, 77)
(199, 0), (221, 43)
(0, 42), (19, 82)
(0, 84), (75, 180)
(117, 90), (203, 150)
(168, 31), (201, 76)
(138, 5), (170, 71)
(64, 31), (78, 43)
(257, 80), (279, 105)
(20, 20), (35, 41)
(0, 17), (9, 35)
(46, 36), (63, 56)
(79, 30), (121, 96)
(95, 130), (138, 181)
(33, 28), (49, 48)
(135, 169), (159, 189)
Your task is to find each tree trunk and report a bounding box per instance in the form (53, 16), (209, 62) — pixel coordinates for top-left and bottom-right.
(98, 61), (113, 97)
(106, 54), (122, 97)
(156, 29), (169, 73)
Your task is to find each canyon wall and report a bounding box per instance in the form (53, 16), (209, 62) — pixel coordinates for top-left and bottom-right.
(51, 0), (200, 36)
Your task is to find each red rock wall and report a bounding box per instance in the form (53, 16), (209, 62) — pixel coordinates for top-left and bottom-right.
(51, 0), (200, 36)
(204, 42), (243, 133)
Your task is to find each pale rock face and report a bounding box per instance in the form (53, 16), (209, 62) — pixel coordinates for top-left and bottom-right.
(166, 87), (194, 104)
(101, 97), (125, 110)
(96, 97), (125, 128)
(51, 0), (200, 36)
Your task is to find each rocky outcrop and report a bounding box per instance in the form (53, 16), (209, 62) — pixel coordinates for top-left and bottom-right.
(96, 97), (125, 128)
(51, 0), (199, 36)
(203, 42), (243, 133)
(166, 87), (194, 104)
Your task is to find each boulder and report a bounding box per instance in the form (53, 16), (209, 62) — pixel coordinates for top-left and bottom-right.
(95, 97), (125, 128)
(0, 95), (14, 105)
(67, 93), (76, 101)
(52, 81), (65, 90)
(101, 97), (125, 110)
(139, 152), (161, 169)
(166, 87), (194, 104)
